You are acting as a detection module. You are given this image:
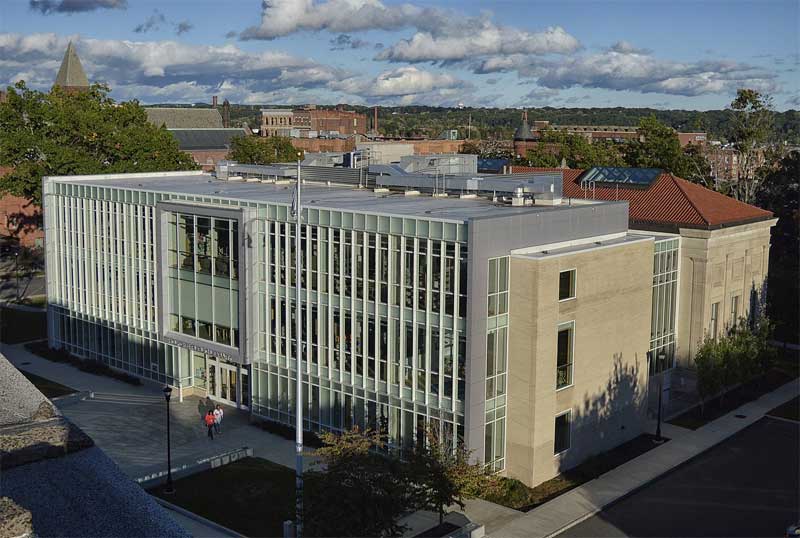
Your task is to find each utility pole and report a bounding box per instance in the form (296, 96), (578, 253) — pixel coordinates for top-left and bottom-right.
(293, 153), (304, 538)
(467, 114), (471, 140)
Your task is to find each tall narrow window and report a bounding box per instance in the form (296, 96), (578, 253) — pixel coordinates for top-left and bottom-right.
(710, 301), (719, 340)
(556, 322), (574, 389)
(554, 410), (571, 454)
(559, 269), (576, 301)
(730, 295), (740, 325)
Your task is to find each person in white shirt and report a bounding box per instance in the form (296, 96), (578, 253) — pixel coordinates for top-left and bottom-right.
(213, 405), (224, 434)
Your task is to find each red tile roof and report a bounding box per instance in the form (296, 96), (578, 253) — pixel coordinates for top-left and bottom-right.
(510, 166), (773, 229)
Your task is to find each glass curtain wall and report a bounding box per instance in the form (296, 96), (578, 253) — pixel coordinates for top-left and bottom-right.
(252, 218), (468, 452)
(485, 256), (509, 471)
(166, 212), (240, 349)
(649, 237), (679, 375)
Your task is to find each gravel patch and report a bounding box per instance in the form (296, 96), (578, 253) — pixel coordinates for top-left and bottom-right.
(2, 446), (189, 538)
(0, 353), (49, 426)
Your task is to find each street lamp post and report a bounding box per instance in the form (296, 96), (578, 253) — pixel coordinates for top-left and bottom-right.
(293, 153), (304, 538)
(655, 378), (664, 442)
(14, 252), (20, 303)
(162, 385), (175, 494)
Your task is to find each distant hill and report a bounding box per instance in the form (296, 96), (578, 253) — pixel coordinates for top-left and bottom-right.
(143, 103), (800, 143)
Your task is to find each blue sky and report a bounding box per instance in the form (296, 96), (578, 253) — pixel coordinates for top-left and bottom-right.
(1, 0), (797, 109)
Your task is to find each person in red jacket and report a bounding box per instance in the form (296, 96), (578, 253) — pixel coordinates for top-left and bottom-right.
(204, 410), (215, 440)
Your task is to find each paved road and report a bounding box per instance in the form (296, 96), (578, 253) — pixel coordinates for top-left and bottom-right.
(560, 416), (799, 538)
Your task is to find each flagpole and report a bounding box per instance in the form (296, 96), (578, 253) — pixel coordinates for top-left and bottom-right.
(294, 152), (304, 538)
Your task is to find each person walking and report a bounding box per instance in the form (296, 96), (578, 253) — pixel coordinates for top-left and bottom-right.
(197, 399), (206, 425)
(213, 405), (223, 435)
(204, 410), (215, 440)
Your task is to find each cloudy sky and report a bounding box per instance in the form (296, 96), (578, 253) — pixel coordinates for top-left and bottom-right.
(1, 0), (798, 109)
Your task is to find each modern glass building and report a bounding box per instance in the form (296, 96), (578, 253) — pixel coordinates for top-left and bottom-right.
(43, 164), (672, 483)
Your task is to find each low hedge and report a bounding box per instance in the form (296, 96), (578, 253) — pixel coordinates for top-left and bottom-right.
(24, 341), (143, 386)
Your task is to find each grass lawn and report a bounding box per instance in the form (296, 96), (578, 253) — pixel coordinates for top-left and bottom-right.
(0, 305), (47, 344)
(20, 370), (77, 399)
(483, 433), (666, 512)
(150, 457), (295, 538)
(669, 351), (800, 430)
(767, 396), (799, 422)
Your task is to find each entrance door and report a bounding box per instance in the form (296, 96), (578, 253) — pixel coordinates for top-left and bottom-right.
(218, 363), (237, 405)
(191, 352), (249, 410)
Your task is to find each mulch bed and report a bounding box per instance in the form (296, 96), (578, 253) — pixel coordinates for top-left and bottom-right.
(669, 356), (799, 430)
(483, 433), (667, 512)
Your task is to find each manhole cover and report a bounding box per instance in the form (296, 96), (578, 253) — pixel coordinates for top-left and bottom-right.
(734, 414), (747, 418)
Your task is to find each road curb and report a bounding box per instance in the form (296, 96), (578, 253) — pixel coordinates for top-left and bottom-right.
(539, 382), (799, 538)
(135, 446), (254, 489)
(151, 495), (244, 537)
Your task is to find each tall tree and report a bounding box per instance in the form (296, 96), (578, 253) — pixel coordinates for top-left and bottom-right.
(408, 427), (497, 525)
(756, 151), (799, 343)
(228, 135), (300, 165)
(625, 115), (711, 184)
(525, 130), (625, 169)
(0, 81), (197, 206)
(305, 428), (413, 537)
(727, 89), (775, 203)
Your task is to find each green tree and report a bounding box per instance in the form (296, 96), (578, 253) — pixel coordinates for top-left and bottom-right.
(228, 135), (301, 165)
(694, 336), (724, 415)
(408, 427), (497, 525)
(727, 89), (774, 203)
(524, 131), (625, 169)
(756, 152), (799, 343)
(626, 115), (711, 183)
(0, 81), (197, 206)
(305, 428), (412, 537)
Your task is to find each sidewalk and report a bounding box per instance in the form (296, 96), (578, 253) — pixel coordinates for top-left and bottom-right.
(0, 342), (301, 479)
(488, 377), (799, 538)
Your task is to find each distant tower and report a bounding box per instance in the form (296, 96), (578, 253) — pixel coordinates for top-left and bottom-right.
(222, 99), (231, 128)
(53, 42), (90, 93)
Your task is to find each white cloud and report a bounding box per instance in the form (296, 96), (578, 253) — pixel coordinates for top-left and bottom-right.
(240, 0), (580, 66)
(241, 0), (430, 40)
(474, 45), (780, 98)
(0, 32), (474, 105)
(330, 66), (472, 105)
(378, 25), (579, 63)
(534, 50), (779, 96)
(29, 0), (126, 14)
(608, 40), (651, 55)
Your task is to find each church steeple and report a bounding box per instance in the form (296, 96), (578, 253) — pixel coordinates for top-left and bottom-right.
(53, 42), (90, 92)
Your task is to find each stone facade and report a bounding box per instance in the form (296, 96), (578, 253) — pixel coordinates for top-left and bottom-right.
(506, 238), (653, 487)
(676, 219), (777, 366)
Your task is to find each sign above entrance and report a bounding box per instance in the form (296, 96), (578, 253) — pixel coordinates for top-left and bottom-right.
(162, 335), (237, 363)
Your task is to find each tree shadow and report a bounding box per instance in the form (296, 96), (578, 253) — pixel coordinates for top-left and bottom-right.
(3, 205), (43, 244)
(556, 353), (648, 477)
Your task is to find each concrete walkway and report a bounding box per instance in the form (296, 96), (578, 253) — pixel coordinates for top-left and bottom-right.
(0, 342), (302, 480)
(488, 378), (799, 538)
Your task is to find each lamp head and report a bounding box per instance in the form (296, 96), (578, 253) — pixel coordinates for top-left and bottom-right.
(163, 385), (173, 402)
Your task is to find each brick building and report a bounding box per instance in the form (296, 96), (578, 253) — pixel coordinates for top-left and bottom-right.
(294, 106), (368, 136)
(0, 167), (44, 248)
(513, 113), (708, 157)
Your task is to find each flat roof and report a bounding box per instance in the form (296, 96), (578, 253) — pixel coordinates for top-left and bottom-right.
(52, 172), (610, 223)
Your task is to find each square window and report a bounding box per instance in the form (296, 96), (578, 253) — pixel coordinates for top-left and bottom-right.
(559, 269), (576, 301)
(554, 411), (571, 454)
